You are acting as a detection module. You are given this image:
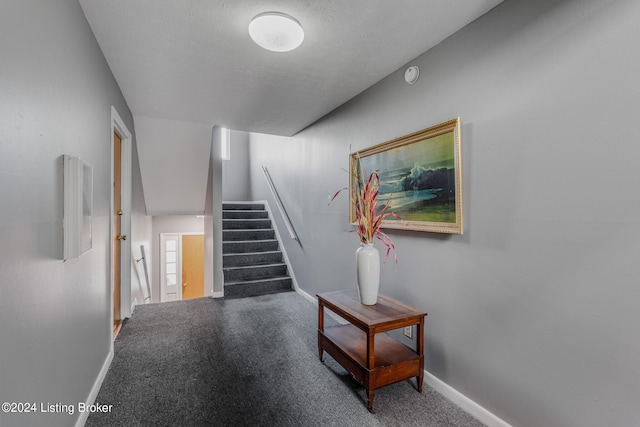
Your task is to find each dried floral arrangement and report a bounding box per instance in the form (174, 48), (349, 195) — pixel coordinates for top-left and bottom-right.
(330, 160), (399, 263)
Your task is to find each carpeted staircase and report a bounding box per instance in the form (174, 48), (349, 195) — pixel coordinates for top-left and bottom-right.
(222, 202), (293, 297)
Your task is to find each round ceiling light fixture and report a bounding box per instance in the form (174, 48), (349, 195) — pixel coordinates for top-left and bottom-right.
(249, 12), (304, 52)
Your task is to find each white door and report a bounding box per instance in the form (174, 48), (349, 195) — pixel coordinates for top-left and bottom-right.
(160, 234), (182, 302)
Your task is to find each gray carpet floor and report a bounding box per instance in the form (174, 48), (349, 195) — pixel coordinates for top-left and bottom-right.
(86, 292), (485, 427)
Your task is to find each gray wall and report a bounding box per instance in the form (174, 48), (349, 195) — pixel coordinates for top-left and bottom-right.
(222, 130), (251, 201)
(0, 1), (145, 427)
(210, 127), (224, 296)
(248, 0), (640, 426)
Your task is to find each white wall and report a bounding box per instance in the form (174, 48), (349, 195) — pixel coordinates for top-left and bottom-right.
(135, 116), (213, 215)
(222, 130), (251, 201)
(248, 0), (640, 426)
(204, 149), (215, 298)
(130, 120), (153, 308)
(210, 127), (224, 296)
(131, 216), (153, 306)
(0, 1), (145, 426)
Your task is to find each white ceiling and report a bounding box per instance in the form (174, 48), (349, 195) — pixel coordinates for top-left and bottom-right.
(79, 0), (504, 137)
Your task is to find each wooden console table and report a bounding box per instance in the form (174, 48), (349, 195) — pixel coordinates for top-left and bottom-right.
(317, 290), (427, 412)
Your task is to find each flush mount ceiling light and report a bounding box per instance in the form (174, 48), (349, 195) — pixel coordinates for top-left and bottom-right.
(249, 12), (304, 52)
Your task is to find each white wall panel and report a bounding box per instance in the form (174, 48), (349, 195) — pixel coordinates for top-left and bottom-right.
(135, 116), (212, 215)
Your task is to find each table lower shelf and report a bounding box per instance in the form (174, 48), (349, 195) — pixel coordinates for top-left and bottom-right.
(319, 324), (422, 391)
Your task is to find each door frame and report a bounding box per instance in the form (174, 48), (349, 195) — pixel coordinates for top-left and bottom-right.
(110, 106), (132, 335)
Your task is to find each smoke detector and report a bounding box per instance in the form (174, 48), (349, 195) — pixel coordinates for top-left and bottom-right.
(404, 66), (420, 84)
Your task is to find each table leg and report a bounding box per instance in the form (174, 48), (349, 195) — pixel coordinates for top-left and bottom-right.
(366, 330), (375, 411)
(417, 318), (424, 392)
(318, 302), (324, 361)
(366, 330), (375, 369)
(367, 389), (375, 413)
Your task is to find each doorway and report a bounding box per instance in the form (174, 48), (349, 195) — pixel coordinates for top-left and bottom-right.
(111, 106), (132, 341)
(182, 235), (205, 300)
(160, 233), (205, 302)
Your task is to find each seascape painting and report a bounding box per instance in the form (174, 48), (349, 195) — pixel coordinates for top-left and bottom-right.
(350, 118), (463, 234)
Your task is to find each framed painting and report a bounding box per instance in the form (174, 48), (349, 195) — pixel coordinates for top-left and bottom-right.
(350, 117), (463, 234)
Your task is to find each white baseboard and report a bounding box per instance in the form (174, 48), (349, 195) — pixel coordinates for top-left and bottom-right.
(212, 291), (225, 298)
(296, 287), (317, 305)
(423, 370), (512, 427)
(75, 348), (114, 427)
(296, 288), (347, 324)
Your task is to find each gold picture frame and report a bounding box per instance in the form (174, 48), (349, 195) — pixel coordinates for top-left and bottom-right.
(350, 117), (463, 234)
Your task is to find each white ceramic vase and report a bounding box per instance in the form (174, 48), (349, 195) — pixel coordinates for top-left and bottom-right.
(356, 243), (380, 305)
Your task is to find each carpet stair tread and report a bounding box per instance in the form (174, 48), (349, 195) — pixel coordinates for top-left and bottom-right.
(223, 262), (287, 271)
(222, 202), (293, 298)
(224, 276), (293, 286)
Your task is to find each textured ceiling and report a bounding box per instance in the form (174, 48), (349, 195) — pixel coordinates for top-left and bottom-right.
(79, 0), (503, 137)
